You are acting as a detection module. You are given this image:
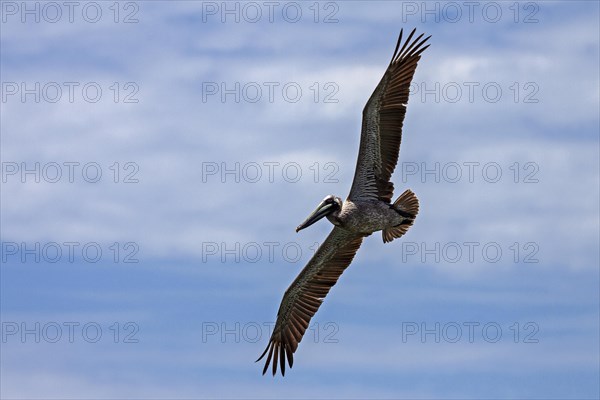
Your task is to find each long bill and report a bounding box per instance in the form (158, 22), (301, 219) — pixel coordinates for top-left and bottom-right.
(295, 201), (336, 232)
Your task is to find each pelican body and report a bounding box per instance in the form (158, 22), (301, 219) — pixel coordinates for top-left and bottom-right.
(257, 28), (430, 376)
(296, 195), (417, 239)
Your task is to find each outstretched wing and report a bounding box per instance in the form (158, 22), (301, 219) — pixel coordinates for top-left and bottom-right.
(348, 29), (431, 203)
(257, 227), (364, 376)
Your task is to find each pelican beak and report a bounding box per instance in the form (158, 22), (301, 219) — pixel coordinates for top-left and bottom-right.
(296, 200), (336, 232)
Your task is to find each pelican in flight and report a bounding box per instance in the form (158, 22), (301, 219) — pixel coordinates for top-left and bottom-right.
(257, 29), (430, 376)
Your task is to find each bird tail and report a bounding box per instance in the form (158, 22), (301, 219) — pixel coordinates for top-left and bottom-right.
(382, 189), (419, 243)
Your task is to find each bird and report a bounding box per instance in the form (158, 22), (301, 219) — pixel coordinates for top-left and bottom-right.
(257, 28), (430, 376)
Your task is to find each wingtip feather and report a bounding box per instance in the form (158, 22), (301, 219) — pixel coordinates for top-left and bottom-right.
(390, 29), (404, 64)
(272, 344), (279, 376)
(261, 342), (274, 375)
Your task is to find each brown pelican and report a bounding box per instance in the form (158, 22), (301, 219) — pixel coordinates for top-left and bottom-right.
(257, 29), (430, 376)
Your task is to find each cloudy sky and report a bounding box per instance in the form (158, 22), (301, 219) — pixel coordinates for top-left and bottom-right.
(1, 1), (599, 398)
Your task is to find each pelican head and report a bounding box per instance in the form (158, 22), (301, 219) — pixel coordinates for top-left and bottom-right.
(296, 195), (343, 232)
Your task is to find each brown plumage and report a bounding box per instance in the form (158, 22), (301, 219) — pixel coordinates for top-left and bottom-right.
(349, 28), (430, 203)
(257, 28), (430, 376)
(256, 228), (364, 376)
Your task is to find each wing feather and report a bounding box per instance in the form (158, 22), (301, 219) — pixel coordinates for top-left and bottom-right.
(348, 29), (431, 202)
(257, 227), (364, 376)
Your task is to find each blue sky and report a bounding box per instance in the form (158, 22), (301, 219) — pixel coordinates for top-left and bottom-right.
(1, 1), (599, 398)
